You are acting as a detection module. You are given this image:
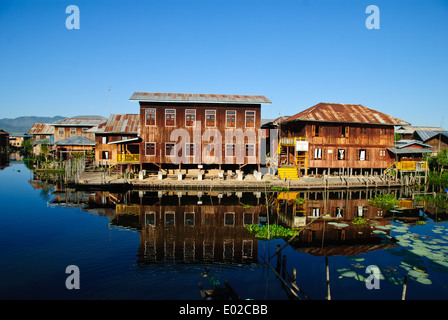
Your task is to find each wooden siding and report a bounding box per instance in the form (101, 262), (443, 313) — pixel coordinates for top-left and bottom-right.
(54, 126), (95, 142)
(139, 102), (262, 166)
(281, 121), (395, 170)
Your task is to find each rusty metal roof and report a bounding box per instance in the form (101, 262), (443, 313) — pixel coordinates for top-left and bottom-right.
(28, 123), (54, 135)
(103, 114), (140, 134)
(52, 116), (107, 127)
(284, 103), (410, 126)
(129, 92), (271, 104)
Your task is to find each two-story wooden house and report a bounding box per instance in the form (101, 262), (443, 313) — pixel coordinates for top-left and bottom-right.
(129, 92), (271, 175)
(94, 114), (140, 169)
(279, 103), (410, 177)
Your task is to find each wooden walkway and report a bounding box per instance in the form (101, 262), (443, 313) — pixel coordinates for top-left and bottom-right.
(73, 171), (403, 191)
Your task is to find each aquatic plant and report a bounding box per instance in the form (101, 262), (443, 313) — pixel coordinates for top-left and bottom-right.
(244, 224), (299, 240)
(368, 193), (399, 211)
(351, 217), (370, 226)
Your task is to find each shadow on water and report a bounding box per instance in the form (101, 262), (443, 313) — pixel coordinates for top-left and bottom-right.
(17, 169), (448, 299)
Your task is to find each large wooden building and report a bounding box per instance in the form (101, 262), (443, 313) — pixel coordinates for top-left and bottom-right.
(129, 92), (271, 174)
(279, 103), (410, 177)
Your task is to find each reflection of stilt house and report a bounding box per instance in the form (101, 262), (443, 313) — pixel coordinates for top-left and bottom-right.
(274, 190), (397, 256)
(113, 191), (265, 265)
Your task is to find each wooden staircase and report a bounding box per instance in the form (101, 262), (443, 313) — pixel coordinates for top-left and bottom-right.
(278, 166), (299, 180)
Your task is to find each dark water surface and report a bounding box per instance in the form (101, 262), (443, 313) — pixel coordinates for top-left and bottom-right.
(1, 162), (448, 300)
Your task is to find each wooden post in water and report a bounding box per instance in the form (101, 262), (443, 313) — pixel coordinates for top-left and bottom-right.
(402, 274), (407, 300)
(325, 256), (331, 300)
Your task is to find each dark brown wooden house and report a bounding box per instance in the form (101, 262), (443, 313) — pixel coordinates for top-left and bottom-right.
(129, 92), (271, 174)
(279, 103), (410, 177)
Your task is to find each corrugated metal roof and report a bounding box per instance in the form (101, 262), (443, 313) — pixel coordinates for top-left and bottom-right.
(388, 148), (435, 155)
(396, 126), (444, 135)
(54, 136), (95, 146)
(52, 116), (107, 127)
(28, 123), (54, 135)
(414, 130), (448, 142)
(103, 114), (140, 134)
(129, 92), (271, 104)
(284, 103), (410, 126)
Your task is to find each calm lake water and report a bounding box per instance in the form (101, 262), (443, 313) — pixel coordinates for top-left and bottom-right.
(1, 161), (448, 300)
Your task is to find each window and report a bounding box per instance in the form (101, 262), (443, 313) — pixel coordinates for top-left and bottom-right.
(360, 127), (367, 134)
(145, 142), (156, 156)
(226, 110), (236, 128)
(186, 143), (195, 157)
(185, 109), (196, 127)
(380, 128), (386, 134)
(359, 149), (367, 161)
(311, 208), (320, 218)
(245, 111), (255, 128)
(58, 128), (64, 138)
(145, 212), (156, 227)
(165, 109), (176, 126)
(185, 212), (195, 226)
(312, 124), (320, 137)
(245, 144), (255, 157)
(224, 212), (235, 226)
(146, 108), (156, 126)
(380, 150), (386, 157)
(205, 110), (216, 127)
(165, 212), (175, 226)
(101, 151), (109, 159)
(225, 144), (235, 157)
(337, 149), (346, 160)
(314, 148), (323, 159)
(102, 136), (107, 144)
(70, 128), (76, 136)
(341, 125), (349, 138)
(165, 143), (175, 156)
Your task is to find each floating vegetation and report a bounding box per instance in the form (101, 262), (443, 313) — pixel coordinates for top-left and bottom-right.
(351, 217), (369, 226)
(328, 222), (349, 228)
(244, 224), (299, 240)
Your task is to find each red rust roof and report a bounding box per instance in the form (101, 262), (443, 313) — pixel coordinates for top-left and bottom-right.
(103, 114), (139, 134)
(285, 103), (410, 126)
(28, 123), (55, 135)
(130, 92), (271, 104)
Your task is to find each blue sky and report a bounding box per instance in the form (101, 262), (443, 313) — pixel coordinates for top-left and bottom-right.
(1, 0), (447, 128)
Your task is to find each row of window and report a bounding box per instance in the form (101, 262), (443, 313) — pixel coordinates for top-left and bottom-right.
(311, 125), (388, 138)
(58, 128), (88, 137)
(144, 211), (255, 227)
(145, 142), (256, 157)
(145, 108), (256, 128)
(312, 148), (388, 160)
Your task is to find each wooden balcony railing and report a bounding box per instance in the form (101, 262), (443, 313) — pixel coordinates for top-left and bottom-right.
(116, 153), (140, 163)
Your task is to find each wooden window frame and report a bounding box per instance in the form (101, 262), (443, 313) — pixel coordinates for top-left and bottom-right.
(226, 110), (236, 128)
(245, 110), (255, 128)
(146, 108), (156, 126)
(245, 143), (255, 158)
(165, 109), (176, 127)
(337, 149), (346, 160)
(145, 142), (156, 156)
(205, 110), (216, 127)
(186, 143), (196, 157)
(185, 109), (196, 127)
(165, 142), (175, 157)
(225, 143), (235, 157)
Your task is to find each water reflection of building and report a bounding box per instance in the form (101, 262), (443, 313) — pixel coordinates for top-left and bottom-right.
(274, 189), (398, 256)
(115, 191), (265, 265)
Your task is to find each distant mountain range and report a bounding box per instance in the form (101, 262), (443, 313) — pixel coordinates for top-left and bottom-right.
(0, 116), (66, 135)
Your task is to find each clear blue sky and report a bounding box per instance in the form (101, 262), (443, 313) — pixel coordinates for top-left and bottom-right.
(1, 0), (447, 128)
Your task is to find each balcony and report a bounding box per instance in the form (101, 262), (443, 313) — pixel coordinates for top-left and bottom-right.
(116, 153), (140, 164)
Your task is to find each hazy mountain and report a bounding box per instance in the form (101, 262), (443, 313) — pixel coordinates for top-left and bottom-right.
(0, 116), (66, 135)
